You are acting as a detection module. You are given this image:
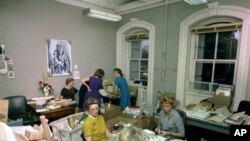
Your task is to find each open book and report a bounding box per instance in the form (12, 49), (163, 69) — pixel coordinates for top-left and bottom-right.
(224, 111), (247, 125)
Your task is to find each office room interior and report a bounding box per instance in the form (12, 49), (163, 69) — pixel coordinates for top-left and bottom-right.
(1, 0), (250, 140)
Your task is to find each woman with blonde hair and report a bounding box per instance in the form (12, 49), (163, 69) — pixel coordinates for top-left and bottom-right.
(154, 95), (185, 139)
(118, 126), (148, 141)
(83, 98), (112, 141)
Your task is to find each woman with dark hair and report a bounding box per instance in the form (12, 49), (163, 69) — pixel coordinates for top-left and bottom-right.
(60, 78), (78, 100)
(113, 68), (131, 110)
(81, 69), (105, 104)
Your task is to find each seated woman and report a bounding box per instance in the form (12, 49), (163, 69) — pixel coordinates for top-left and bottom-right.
(60, 78), (78, 100)
(83, 98), (112, 141)
(155, 95), (185, 140)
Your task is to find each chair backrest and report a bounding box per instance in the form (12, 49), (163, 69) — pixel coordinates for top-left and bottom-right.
(129, 85), (138, 97)
(176, 109), (186, 125)
(4, 95), (28, 118)
(40, 115), (52, 141)
(237, 100), (250, 115)
(0, 100), (9, 122)
(176, 109), (186, 139)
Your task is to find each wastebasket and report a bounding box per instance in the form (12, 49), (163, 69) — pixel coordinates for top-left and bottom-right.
(49, 112), (87, 141)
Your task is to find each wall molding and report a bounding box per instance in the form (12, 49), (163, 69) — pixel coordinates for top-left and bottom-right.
(116, 18), (155, 106)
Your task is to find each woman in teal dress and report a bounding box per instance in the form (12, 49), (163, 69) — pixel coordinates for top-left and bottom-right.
(114, 68), (131, 110)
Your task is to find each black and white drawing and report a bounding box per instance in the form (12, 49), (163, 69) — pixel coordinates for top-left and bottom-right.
(47, 39), (72, 76)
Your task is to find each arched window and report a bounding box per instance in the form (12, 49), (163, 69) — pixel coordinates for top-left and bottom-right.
(176, 5), (250, 110)
(116, 18), (155, 106)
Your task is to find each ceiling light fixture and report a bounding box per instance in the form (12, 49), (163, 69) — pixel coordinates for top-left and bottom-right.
(83, 8), (122, 22)
(184, 0), (208, 5)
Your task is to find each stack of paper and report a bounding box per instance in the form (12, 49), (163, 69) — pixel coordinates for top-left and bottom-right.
(224, 111), (247, 125)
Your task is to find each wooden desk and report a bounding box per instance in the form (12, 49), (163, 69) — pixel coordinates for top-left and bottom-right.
(185, 115), (230, 141)
(40, 105), (76, 120)
(186, 116), (230, 135)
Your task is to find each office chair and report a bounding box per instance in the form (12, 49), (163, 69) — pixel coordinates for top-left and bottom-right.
(78, 84), (88, 110)
(237, 100), (250, 115)
(176, 109), (186, 140)
(4, 95), (40, 125)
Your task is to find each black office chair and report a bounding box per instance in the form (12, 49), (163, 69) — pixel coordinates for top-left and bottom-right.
(78, 84), (88, 110)
(237, 100), (250, 115)
(4, 95), (40, 125)
(176, 109), (186, 139)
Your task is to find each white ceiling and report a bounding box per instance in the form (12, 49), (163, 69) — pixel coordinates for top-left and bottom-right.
(55, 0), (182, 15)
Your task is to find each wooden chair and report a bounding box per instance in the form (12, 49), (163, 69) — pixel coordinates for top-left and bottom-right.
(40, 115), (53, 141)
(129, 85), (138, 106)
(0, 100), (8, 123)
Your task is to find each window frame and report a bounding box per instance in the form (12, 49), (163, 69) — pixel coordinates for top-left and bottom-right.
(128, 40), (149, 82)
(189, 29), (240, 93)
(176, 5), (250, 110)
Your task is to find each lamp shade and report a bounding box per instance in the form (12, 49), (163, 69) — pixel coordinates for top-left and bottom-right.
(83, 8), (122, 22)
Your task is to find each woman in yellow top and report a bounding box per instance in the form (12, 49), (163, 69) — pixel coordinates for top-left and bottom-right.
(83, 98), (112, 141)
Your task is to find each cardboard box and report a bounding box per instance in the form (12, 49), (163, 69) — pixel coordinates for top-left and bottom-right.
(212, 95), (232, 108)
(101, 104), (122, 121)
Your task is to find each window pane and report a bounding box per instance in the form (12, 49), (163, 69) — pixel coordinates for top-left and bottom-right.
(195, 63), (213, 82)
(188, 81), (219, 94)
(214, 63), (235, 85)
(131, 41), (141, 58)
(197, 33), (216, 59)
(141, 40), (149, 59)
(140, 60), (148, 81)
(130, 60), (139, 80)
(217, 31), (239, 59)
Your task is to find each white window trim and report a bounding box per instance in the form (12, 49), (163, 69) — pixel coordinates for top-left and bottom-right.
(129, 40), (149, 81)
(176, 5), (250, 110)
(116, 18), (155, 106)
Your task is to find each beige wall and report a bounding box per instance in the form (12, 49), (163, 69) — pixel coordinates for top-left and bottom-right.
(1, 0), (250, 106)
(119, 0), (250, 106)
(0, 0), (117, 100)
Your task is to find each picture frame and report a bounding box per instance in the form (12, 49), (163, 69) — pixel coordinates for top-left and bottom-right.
(46, 39), (72, 76)
(0, 55), (4, 60)
(7, 71), (15, 79)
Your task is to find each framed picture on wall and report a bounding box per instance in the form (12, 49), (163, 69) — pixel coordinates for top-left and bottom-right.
(46, 39), (72, 76)
(7, 71), (15, 79)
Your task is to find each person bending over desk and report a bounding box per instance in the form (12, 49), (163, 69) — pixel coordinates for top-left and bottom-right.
(81, 68), (105, 103)
(60, 78), (78, 100)
(113, 68), (131, 110)
(155, 95), (185, 140)
(83, 98), (112, 141)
